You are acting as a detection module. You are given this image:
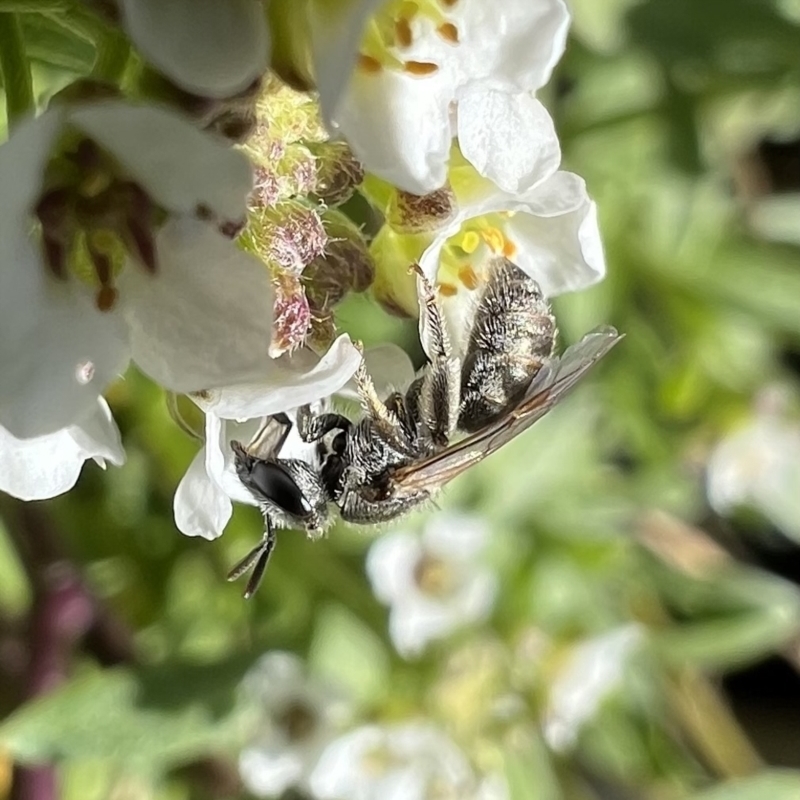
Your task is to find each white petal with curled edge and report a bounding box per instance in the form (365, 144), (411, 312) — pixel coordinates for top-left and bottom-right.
(0, 276), (130, 439)
(0, 108), (64, 230)
(366, 530), (421, 605)
(119, 0), (268, 99)
(69, 397), (125, 468)
(119, 219), (274, 395)
(506, 176), (605, 297)
(196, 334), (362, 420)
(0, 399), (124, 501)
(457, 92), (561, 194)
(334, 69), (453, 194)
(309, 0), (384, 125)
(71, 102), (253, 225)
(173, 445), (233, 539)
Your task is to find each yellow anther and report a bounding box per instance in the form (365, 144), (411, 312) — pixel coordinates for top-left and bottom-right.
(460, 230), (480, 254)
(437, 22), (459, 43)
(404, 60), (439, 75)
(395, 17), (413, 47)
(437, 282), (458, 297)
(439, 0), (458, 6)
(458, 264), (480, 290)
(481, 226), (506, 254)
(357, 54), (383, 73)
(502, 239), (517, 258)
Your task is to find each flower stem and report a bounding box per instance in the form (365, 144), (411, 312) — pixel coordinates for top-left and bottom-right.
(0, 13), (34, 129)
(90, 24), (130, 84)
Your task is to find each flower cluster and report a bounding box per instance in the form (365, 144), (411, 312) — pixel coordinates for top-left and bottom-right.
(0, 0), (606, 563)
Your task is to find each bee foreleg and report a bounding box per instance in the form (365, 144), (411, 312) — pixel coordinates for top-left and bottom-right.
(354, 359), (415, 452)
(296, 404), (352, 443)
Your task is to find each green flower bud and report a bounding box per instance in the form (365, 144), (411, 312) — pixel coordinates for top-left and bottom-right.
(387, 184), (457, 234)
(369, 225), (429, 318)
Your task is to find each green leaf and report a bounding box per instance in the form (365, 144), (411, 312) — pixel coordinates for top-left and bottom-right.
(0, 658), (254, 769)
(687, 771), (800, 800)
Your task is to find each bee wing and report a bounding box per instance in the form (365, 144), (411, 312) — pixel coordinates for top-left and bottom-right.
(391, 326), (623, 495)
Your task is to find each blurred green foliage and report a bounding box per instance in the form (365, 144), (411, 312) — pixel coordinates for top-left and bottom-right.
(2, 0), (800, 798)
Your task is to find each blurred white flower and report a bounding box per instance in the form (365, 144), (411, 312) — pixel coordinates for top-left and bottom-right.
(543, 625), (644, 752)
(119, 0), (269, 98)
(239, 651), (351, 798)
(174, 342), (416, 540)
(311, 0), (569, 193)
(310, 721), (506, 800)
(366, 513), (498, 658)
(0, 102), (274, 440)
(0, 398), (124, 501)
(707, 400), (800, 541)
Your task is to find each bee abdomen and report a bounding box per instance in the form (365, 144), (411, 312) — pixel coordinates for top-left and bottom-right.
(458, 258), (556, 433)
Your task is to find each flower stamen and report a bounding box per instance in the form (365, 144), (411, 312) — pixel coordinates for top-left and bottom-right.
(404, 60), (439, 75)
(437, 22), (459, 43)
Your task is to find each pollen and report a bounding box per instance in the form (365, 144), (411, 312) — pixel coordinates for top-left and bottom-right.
(357, 54), (383, 73)
(404, 60), (439, 75)
(395, 17), (413, 47)
(439, 0), (458, 6)
(503, 238), (517, 258)
(437, 22), (459, 43)
(460, 230), (480, 254)
(481, 226), (506, 254)
(458, 264), (480, 290)
(437, 282), (458, 297)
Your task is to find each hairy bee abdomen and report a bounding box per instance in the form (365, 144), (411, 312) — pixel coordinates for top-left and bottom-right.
(458, 258), (556, 433)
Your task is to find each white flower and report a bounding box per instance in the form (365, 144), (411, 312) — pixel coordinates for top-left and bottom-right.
(0, 102), (275, 440)
(366, 512), (498, 658)
(239, 651), (351, 798)
(310, 721), (504, 800)
(0, 398), (124, 501)
(415, 166), (605, 353)
(311, 0), (569, 194)
(173, 341), (415, 540)
(543, 625), (644, 752)
(707, 398), (800, 541)
(119, 0), (269, 98)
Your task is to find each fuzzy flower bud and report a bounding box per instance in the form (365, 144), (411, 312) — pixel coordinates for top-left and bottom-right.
(387, 184), (458, 234)
(242, 201), (328, 275)
(270, 274), (312, 357)
(309, 141), (365, 206)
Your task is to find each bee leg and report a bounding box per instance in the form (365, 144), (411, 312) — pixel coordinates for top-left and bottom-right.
(227, 519), (277, 599)
(410, 264), (461, 448)
(247, 412), (292, 458)
(354, 357), (416, 453)
(338, 485), (429, 525)
(296, 404), (352, 443)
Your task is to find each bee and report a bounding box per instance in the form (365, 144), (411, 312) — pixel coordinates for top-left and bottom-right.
(228, 258), (622, 597)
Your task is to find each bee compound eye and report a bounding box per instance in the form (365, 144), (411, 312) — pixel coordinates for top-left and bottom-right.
(249, 461), (311, 519)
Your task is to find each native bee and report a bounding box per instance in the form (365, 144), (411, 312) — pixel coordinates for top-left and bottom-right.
(228, 259), (622, 597)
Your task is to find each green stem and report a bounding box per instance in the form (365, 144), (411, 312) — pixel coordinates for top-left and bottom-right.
(91, 24), (129, 84)
(0, 13), (34, 129)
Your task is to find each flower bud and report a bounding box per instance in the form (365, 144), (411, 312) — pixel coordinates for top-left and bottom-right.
(387, 184), (457, 234)
(270, 274), (312, 357)
(308, 141), (365, 206)
(369, 225), (427, 318)
(242, 201), (327, 275)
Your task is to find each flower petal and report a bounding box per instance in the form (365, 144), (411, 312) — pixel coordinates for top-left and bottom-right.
(457, 93), (561, 194)
(334, 70), (453, 193)
(70, 102), (253, 225)
(119, 0), (269, 99)
(118, 219), (274, 394)
(506, 174), (606, 296)
(309, 0), (384, 124)
(0, 275), (129, 438)
(447, 0), (570, 94)
(0, 399), (124, 501)
(196, 334), (362, 420)
(337, 343), (416, 402)
(0, 108), (64, 231)
(173, 445), (233, 539)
